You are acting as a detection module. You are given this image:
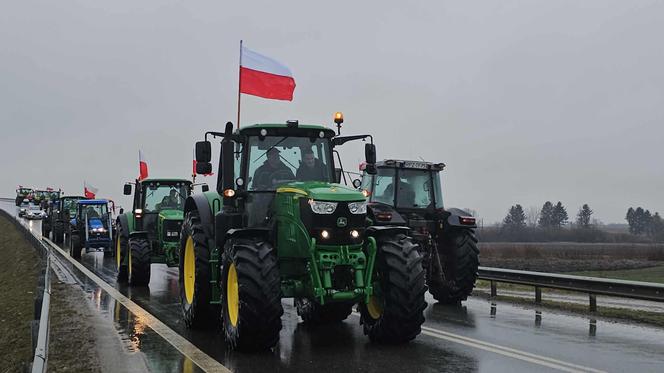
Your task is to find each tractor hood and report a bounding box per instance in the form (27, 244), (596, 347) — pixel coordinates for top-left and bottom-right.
(88, 218), (104, 229)
(278, 182), (365, 202)
(159, 209), (184, 221)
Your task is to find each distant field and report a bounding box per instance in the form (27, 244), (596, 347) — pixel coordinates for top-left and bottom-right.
(479, 242), (664, 272)
(571, 265), (664, 284)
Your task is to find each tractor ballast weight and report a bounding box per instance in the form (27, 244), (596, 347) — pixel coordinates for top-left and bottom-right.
(180, 121), (426, 351)
(360, 159), (480, 304)
(114, 178), (192, 286)
(65, 199), (113, 259)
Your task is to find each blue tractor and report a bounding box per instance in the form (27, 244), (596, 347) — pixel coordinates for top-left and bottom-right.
(65, 199), (113, 259)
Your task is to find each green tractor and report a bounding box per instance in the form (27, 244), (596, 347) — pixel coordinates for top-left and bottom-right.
(15, 187), (33, 206)
(114, 178), (192, 286)
(359, 160), (479, 304)
(181, 120), (426, 351)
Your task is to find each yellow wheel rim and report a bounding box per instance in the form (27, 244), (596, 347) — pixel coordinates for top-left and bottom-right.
(184, 236), (196, 304)
(227, 263), (239, 327)
(116, 237), (121, 270)
(367, 295), (383, 319)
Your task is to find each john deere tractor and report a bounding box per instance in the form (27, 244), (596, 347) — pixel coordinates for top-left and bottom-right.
(359, 160), (479, 304)
(180, 120), (426, 351)
(114, 178), (192, 286)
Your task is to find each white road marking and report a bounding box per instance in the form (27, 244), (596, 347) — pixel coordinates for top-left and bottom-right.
(351, 313), (605, 373)
(39, 234), (231, 373)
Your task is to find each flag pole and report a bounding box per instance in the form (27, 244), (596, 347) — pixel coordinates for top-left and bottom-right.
(237, 40), (243, 130)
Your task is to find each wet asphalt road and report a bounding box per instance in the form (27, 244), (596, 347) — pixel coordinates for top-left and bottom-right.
(5, 201), (664, 372)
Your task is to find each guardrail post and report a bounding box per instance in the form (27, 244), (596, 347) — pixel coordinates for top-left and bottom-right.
(589, 294), (597, 312)
(490, 280), (497, 298)
(535, 286), (542, 304)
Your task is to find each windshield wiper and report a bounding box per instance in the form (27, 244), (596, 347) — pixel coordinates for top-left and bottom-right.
(253, 136), (290, 164)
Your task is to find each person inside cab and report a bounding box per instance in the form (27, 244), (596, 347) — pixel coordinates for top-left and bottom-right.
(296, 149), (327, 182)
(252, 148), (295, 189)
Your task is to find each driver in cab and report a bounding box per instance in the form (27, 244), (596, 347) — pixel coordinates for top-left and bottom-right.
(296, 149), (327, 182)
(253, 148), (295, 189)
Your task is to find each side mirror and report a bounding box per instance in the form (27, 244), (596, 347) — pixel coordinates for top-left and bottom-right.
(123, 184), (132, 195)
(202, 184), (210, 192)
(365, 164), (377, 175)
(196, 162), (212, 175)
(352, 179), (362, 189)
(365, 143), (376, 164)
(196, 141), (212, 163)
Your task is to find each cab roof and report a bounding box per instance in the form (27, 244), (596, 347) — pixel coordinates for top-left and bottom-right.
(78, 199), (109, 205)
(138, 178), (192, 184)
(239, 123), (336, 138)
(376, 159), (446, 171)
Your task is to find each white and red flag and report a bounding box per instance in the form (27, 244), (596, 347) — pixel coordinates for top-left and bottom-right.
(139, 150), (149, 181)
(240, 45), (296, 101)
(84, 181), (98, 199)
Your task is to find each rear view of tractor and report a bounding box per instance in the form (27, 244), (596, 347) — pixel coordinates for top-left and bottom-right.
(41, 190), (62, 238)
(360, 160), (479, 304)
(114, 178), (192, 286)
(65, 199), (113, 259)
(47, 195), (85, 243)
(180, 120), (426, 351)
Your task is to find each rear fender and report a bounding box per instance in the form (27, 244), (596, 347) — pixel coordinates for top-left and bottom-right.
(129, 231), (149, 240)
(366, 202), (407, 226)
(444, 208), (477, 229)
(224, 228), (270, 245)
(365, 225), (411, 241)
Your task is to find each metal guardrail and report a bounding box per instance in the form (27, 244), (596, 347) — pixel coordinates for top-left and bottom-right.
(478, 266), (664, 311)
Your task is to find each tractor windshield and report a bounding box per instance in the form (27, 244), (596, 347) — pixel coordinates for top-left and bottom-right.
(367, 168), (444, 209)
(247, 136), (333, 191)
(142, 182), (189, 212)
(81, 204), (108, 219)
(63, 199), (79, 215)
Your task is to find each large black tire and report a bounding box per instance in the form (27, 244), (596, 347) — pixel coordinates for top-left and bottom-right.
(41, 222), (50, 238)
(221, 238), (283, 351)
(430, 228), (479, 304)
(115, 226), (128, 282)
(359, 233), (426, 344)
(128, 237), (151, 286)
(295, 298), (353, 324)
(69, 234), (81, 260)
(54, 221), (64, 244)
(179, 210), (215, 328)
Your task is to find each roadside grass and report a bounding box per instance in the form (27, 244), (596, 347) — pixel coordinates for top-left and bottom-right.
(0, 214), (41, 372)
(570, 265), (664, 284)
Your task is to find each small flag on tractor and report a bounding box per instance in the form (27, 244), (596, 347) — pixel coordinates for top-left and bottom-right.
(84, 181), (98, 199)
(139, 150), (149, 181)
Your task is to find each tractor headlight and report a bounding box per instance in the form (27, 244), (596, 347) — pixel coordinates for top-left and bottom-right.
(348, 201), (367, 214)
(90, 228), (107, 233)
(166, 231), (179, 237)
(309, 200), (337, 214)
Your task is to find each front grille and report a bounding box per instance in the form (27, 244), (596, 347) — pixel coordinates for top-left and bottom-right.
(299, 199), (366, 245)
(163, 220), (182, 242)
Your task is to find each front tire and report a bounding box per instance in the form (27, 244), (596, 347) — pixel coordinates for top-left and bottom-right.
(430, 229), (479, 304)
(179, 210), (215, 328)
(295, 298), (353, 324)
(222, 238), (283, 351)
(54, 221), (64, 244)
(128, 238), (151, 286)
(115, 227), (128, 282)
(359, 233), (426, 344)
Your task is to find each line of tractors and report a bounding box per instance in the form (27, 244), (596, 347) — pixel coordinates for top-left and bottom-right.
(30, 115), (479, 351)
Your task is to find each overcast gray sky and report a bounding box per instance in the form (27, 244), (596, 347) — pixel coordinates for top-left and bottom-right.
(1, 0), (662, 224)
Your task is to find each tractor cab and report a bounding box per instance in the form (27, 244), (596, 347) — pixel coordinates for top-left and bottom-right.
(125, 179), (191, 245)
(360, 160), (446, 229)
(15, 187), (33, 206)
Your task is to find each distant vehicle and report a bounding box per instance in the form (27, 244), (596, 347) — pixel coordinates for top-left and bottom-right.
(15, 187), (33, 206)
(42, 195), (85, 242)
(32, 190), (49, 206)
(25, 205), (47, 220)
(18, 199), (30, 217)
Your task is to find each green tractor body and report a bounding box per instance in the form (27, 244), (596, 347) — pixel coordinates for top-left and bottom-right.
(360, 160), (480, 303)
(114, 178), (192, 285)
(15, 187), (33, 206)
(181, 122), (426, 351)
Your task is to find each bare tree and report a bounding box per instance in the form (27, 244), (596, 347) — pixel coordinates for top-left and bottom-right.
(525, 206), (540, 227)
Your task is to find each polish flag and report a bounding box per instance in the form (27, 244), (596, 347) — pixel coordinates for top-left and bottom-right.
(84, 181), (98, 199)
(240, 45), (296, 101)
(139, 150), (149, 181)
